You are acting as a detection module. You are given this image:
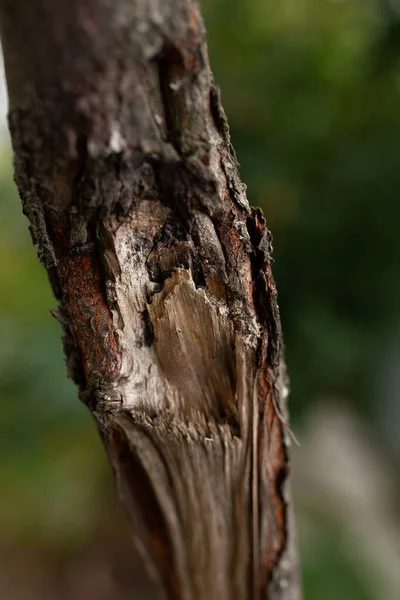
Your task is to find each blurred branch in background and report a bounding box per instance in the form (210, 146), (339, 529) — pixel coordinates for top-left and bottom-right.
(294, 403), (400, 600)
(0, 0), (399, 598)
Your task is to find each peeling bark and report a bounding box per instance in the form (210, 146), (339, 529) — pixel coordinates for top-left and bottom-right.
(0, 1), (300, 598)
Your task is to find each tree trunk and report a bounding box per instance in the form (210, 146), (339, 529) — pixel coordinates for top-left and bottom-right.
(0, 1), (300, 598)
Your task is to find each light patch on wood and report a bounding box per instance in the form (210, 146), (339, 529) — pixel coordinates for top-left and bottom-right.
(103, 201), (171, 410)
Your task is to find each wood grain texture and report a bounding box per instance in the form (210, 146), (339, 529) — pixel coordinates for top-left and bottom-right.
(0, 0), (300, 598)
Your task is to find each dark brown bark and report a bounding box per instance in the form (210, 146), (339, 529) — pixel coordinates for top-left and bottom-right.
(0, 1), (300, 598)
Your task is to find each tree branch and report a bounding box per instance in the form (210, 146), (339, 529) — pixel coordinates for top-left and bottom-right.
(0, 0), (300, 598)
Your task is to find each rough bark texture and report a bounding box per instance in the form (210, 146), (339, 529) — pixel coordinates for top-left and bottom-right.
(0, 1), (299, 598)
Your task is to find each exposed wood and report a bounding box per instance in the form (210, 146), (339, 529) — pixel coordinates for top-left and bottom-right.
(0, 0), (300, 598)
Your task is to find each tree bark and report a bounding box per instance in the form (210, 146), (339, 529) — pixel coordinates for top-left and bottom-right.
(0, 1), (300, 598)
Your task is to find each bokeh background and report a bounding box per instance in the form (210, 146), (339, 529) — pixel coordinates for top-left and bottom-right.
(1, 0), (400, 598)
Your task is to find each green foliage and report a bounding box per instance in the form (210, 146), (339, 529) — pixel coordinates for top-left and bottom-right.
(300, 515), (374, 600)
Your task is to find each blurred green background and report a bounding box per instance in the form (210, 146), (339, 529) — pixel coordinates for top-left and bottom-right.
(1, 0), (400, 598)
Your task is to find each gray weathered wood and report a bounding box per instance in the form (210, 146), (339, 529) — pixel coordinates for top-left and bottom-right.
(0, 1), (300, 598)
